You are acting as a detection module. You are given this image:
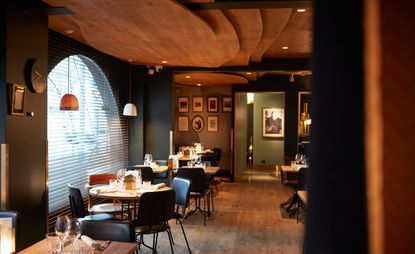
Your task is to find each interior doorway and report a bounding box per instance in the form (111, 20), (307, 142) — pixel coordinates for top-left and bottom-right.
(233, 92), (285, 182)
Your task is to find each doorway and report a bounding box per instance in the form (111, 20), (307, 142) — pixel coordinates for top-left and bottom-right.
(233, 92), (285, 182)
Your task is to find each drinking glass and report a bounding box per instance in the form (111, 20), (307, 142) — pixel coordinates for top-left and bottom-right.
(295, 154), (301, 164)
(190, 154), (197, 167)
(65, 218), (81, 246)
(46, 232), (60, 254)
(55, 215), (68, 252)
(196, 155), (201, 166)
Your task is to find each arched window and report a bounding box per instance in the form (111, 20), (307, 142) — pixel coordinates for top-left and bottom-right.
(47, 55), (125, 213)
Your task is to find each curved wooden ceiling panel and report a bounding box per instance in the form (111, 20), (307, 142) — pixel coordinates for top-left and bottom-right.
(250, 9), (292, 62)
(45, 0), (239, 67)
(264, 9), (313, 58)
(222, 9), (263, 66)
(175, 72), (248, 86)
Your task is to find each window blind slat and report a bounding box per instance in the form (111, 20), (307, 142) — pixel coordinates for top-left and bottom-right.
(48, 54), (126, 213)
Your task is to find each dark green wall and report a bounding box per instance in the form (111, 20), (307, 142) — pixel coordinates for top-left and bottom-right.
(5, 6), (48, 250)
(130, 66), (146, 164)
(1, 3), (7, 143)
(233, 74), (310, 158)
(142, 71), (173, 161)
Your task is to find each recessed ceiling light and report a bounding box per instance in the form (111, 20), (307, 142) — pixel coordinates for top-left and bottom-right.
(282, 46), (289, 50)
(196, 83), (202, 87)
(161, 60), (168, 64)
(246, 72), (252, 75)
(297, 9), (306, 13)
(185, 75), (191, 79)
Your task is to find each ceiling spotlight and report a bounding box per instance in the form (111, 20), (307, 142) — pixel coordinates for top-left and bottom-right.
(297, 9), (306, 12)
(290, 74), (295, 83)
(185, 75), (191, 79)
(154, 65), (163, 72)
(161, 60), (168, 64)
(196, 83), (202, 87)
(282, 46), (289, 50)
(246, 72), (252, 75)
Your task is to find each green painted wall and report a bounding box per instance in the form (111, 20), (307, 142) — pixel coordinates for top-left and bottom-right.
(253, 93), (285, 166)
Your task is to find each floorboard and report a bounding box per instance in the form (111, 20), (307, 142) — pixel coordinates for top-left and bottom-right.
(138, 175), (304, 253)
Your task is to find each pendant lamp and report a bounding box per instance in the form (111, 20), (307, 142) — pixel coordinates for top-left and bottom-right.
(123, 63), (137, 116)
(60, 30), (79, 111)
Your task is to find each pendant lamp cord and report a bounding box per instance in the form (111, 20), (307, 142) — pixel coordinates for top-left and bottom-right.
(67, 35), (71, 94)
(129, 64), (132, 102)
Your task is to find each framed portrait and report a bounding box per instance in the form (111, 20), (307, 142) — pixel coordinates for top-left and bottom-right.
(222, 96), (232, 112)
(263, 108), (284, 138)
(178, 115), (189, 132)
(207, 116), (218, 132)
(178, 96), (189, 112)
(9, 84), (26, 116)
(192, 115), (204, 132)
(192, 96), (203, 112)
(207, 96), (218, 112)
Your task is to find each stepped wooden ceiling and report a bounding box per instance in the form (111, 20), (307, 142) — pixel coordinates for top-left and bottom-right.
(43, 0), (312, 86)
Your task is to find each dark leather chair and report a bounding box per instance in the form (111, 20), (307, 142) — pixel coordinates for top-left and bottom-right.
(127, 165), (154, 183)
(171, 177), (192, 253)
(132, 189), (176, 253)
(80, 220), (135, 242)
(0, 210), (19, 252)
(152, 160), (169, 184)
(212, 148), (222, 166)
(176, 167), (211, 226)
(68, 184), (119, 221)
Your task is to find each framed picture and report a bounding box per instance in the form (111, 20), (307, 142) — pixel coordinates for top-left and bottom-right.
(263, 108), (284, 138)
(222, 96), (232, 112)
(192, 115), (204, 132)
(207, 116), (218, 132)
(178, 96), (189, 112)
(207, 96), (218, 112)
(178, 115), (189, 132)
(9, 84), (26, 116)
(192, 96), (203, 112)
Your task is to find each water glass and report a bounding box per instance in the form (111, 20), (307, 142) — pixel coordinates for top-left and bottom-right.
(109, 179), (117, 189)
(46, 232), (60, 254)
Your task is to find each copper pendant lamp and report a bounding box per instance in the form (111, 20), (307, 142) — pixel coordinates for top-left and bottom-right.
(123, 62), (137, 116)
(60, 30), (79, 111)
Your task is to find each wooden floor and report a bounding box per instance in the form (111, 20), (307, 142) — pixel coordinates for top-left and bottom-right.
(139, 175), (304, 254)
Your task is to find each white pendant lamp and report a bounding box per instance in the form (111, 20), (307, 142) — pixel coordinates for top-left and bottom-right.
(60, 30), (79, 111)
(123, 62), (137, 116)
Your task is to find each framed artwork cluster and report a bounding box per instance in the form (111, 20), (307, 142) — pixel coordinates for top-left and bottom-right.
(177, 95), (231, 132)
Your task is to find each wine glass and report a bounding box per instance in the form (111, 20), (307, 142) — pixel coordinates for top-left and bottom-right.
(295, 154), (301, 164)
(196, 154), (201, 166)
(55, 215), (68, 252)
(190, 154), (197, 167)
(65, 218), (81, 247)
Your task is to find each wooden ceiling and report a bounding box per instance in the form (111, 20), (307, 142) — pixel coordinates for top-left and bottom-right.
(43, 0), (312, 86)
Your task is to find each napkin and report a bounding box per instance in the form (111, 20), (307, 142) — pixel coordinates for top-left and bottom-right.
(81, 235), (110, 250)
(153, 183), (166, 189)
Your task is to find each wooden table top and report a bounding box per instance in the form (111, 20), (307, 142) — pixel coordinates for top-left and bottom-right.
(180, 166), (220, 175)
(89, 185), (171, 200)
(133, 165), (169, 173)
(18, 238), (136, 254)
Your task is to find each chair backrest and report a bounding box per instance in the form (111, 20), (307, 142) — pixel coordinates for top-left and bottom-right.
(68, 184), (86, 218)
(297, 167), (309, 190)
(201, 153), (216, 166)
(171, 177), (190, 208)
(177, 167), (207, 193)
(213, 147), (222, 165)
(80, 220), (135, 242)
(88, 173), (117, 186)
(135, 189), (175, 226)
(126, 166), (154, 182)
(0, 210), (19, 251)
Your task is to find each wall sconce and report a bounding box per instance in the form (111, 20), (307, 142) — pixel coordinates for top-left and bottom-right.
(247, 93), (254, 104)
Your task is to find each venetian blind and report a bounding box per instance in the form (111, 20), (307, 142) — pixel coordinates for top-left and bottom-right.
(47, 54), (125, 214)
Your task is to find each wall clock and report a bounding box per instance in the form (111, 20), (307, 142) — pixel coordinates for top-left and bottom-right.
(25, 58), (46, 94)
